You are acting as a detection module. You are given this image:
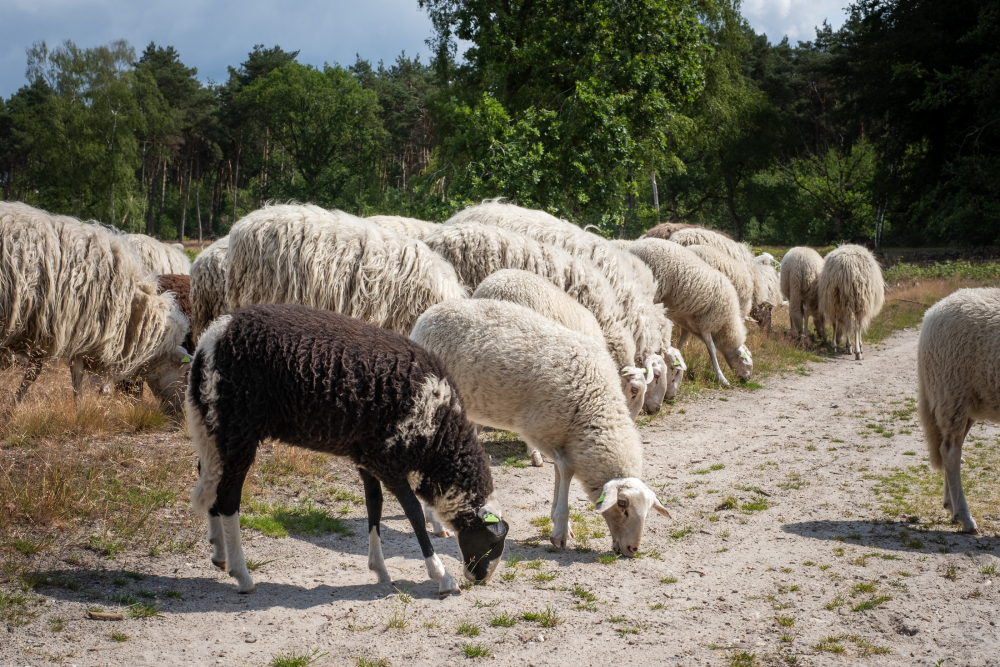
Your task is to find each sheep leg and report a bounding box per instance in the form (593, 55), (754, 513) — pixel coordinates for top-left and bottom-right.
(702, 332), (730, 387)
(677, 329), (691, 351)
(424, 504), (452, 538)
(391, 483), (459, 596)
(70, 358), (85, 397)
(12, 357), (42, 405)
(788, 297), (803, 335)
(359, 469), (392, 585)
(207, 512), (226, 571)
(214, 477), (255, 593)
(942, 433), (978, 534)
(854, 327), (863, 360)
(549, 452), (574, 549)
(527, 445), (544, 467)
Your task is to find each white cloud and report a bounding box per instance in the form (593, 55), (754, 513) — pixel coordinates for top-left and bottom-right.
(742, 0), (850, 43)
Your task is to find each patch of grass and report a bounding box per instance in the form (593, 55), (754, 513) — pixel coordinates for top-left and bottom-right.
(489, 612), (518, 627)
(356, 658), (389, 667)
(728, 651), (758, 666)
(271, 648), (327, 667)
(246, 557), (277, 571)
(813, 636), (846, 654)
(47, 617), (65, 632)
(670, 526), (692, 540)
(530, 516), (552, 537)
(127, 602), (163, 618)
(522, 605), (560, 627)
(460, 643), (491, 658)
(533, 571), (556, 583)
(164, 590), (181, 599)
(825, 595), (845, 610)
(943, 564), (960, 580)
(775, 615), (794, 627)
(851, 594), (892, 612)
(107, 593), (138, 605)
(240, 500), (352, 538)
(740, 498), (769, 513)
(660, 576), (678, 584)
(979, 561), (997, 576)
(596, 553), (618, 565)
(110, 631), (129, 642)
(851, 581), (877, 596)
(456, 621), (480, 637)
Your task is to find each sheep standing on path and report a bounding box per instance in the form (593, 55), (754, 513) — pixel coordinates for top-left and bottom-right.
(780, 247), (825, 340)
(817, 244), (884, 359)
(0, 202), (190, 409)
(127, 233), (192, 275)
(629, 238), (752, 386)
(188, 304), (508, 595)
(226, 205), (466, 336)
(189, 236), (229, 343)
(411, 299), (670, 555)
(917, 288), (1000, 534)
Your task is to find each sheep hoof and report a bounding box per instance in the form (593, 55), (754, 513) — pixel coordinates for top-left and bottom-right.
(549, 536), (567, 550)
(855, 352), (863, 361)
(238, 587), (257, 595)
(213, 559), (227, 571)
(530, 451), (544, 467)
(965, 527), (982, 536)
(438, 587), (461, 599)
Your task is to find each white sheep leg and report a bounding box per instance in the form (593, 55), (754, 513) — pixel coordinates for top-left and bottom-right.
(423, 504), (451, 538)
(208, 514), (226, 571)
(549, 453), (574, 549)
(221, 513), (255, 593)
(368, 526), (392, 584)
(425, 553), (458, 595)
(942, 438), (978, 534)
(942, 471), (952, 514)
(855, 327), (863, 360)
(702, 332), (730, 387)
(788, 298), (803, 335)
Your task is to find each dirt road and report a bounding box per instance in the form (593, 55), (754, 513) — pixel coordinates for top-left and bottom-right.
(5, 328), (999, 666)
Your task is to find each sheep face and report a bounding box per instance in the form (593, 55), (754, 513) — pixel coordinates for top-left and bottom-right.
(456, 505), (508, 582)
(144, 346), (192, 412)
(644, 351), (685, 410)
(593, 478), (671, 558)
(722, 344), (753, 382)
(619, 367), (648, 421)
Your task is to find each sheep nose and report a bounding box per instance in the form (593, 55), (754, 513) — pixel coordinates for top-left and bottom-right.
(624, 545), (639, 557)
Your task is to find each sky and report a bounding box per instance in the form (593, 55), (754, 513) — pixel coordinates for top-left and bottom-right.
(0, 0), (852, 99)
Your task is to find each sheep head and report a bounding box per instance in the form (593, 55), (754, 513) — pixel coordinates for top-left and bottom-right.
(143, 346), (192, 412)
(619, 366), (649, 421)
(722, 344), (753, 382)
(456, 500), (508, 583)
(594, 478), (670, 558)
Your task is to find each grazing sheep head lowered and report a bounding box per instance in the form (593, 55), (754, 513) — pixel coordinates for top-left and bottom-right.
(620, 366), (650, 421)
(643, 350), (687, 411)
(593, 478), (671, 557)
(456, 501), (508, 583)
(143, 346), (192, 412)
(722, 344), (753, 382)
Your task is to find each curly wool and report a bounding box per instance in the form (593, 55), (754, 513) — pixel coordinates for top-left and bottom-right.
(752, 258), (782, 308)
(411, 298), (642, 497)
(188, 304), (493, 532)
(686, 245), (754, 317)
(780, 247), (824, 335)
(447, 201), (668, 364)
(189, 236), (229, 343)
(0, 201), (187, 376)
(157, 274), (194, 353)
(367, 215), (439, 240)
(628, 238), (746, 351)
(817, 244), (885, 337)
(642, 222), (732, 241)
(226, 205), (467, 336)
(423, 221), (635, 367)
(668, 227), (753, 264)
(127, 234), (192, 275)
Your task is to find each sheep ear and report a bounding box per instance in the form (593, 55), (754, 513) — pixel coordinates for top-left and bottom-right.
(651, 495), (672, 519)
(594, 481), (621, 513)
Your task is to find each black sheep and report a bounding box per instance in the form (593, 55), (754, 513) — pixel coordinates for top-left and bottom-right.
(186, 304), (508, 595)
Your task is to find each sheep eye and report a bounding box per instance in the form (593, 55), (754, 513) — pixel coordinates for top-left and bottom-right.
(617, 499), (627, 509)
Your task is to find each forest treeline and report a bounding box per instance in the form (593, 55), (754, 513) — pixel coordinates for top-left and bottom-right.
(0, 0), (996, 246)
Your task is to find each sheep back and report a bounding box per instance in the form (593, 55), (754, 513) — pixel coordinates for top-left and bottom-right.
(686, 244), (754, 317)
(367, 215), (439, 240)
(189, 236), (230, 343)
(817, 244), (885, 335)
(668, 227), (753, 264)
(127, 234), (192, 275)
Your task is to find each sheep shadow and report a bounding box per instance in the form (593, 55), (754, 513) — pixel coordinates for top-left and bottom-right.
(781, 519), (1000, 555)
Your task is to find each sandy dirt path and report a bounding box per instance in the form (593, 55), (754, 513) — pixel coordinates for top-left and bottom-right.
(4, 328), (999, 666)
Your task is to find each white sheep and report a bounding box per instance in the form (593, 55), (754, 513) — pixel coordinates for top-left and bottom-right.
(226, 205), (467, 336)
(366, 215), (439, 240)
(411, 298), (670, 555)
(423, 221), (636, 368)
(917, 288), (1000, 534)
(189, 236), (230, 343)
(668, 227), (754, 264)
(448, 201), (682, 409)
(0, 202), (190, 409)
(127, 233), (192, 275)
(472, 269), (651, 423)
(817, 244), (885, 359)
(780, 247), (825, 340)
(685, 244), (754, 317)
(629, 238), (752, 386)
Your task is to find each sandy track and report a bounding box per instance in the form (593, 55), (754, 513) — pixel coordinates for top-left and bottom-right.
(4, 328), (999, 666)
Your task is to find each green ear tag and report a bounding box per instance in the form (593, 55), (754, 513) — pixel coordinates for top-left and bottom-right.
(181, 355), (191, 363)
(597, 493), (606, 504)
(484, 513), (499, 523)
(672, 359), (681, 367)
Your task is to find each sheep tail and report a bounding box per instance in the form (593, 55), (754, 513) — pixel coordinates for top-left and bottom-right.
(917, 363), (943, 471)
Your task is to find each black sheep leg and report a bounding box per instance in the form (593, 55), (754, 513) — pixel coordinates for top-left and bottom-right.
(360, 468), (391, 584)
(390, 484), (460, 596)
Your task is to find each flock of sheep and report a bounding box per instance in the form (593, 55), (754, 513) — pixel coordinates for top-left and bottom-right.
(0, 198), (995, 597)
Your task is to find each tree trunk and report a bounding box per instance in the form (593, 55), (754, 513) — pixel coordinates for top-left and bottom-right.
(650, 171), (660, 214)
(157, 156), (167, 235)
(146, 157), (160, 235)
(195, 156), (203, 244)
(179, 159), (191, 243)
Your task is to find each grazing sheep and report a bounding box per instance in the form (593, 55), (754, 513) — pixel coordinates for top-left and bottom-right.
(780, 247), (825, 340)
(188, 304), (507, 595)
(367, 215), (439, 240)
(610, 240), (633, 250)
(127, 233), (192, 275)
(817, 244), (885, 359)
(750, 255), (783, 332)
(641, 222), (726, 240)
(686, 245), (754, 317)
(917, 288), (1000, 534)
(0, 202), (190, 409)
(668, 227), (754, 264)
(473, 270), (650, 422)
(189, 236), (230, 343)
(628, 238), (752, 386)
(226, 205), (467, 336)
(411, 298), (670, 555)
(448, 201), (680, 408)
(423, 222), (635, 368)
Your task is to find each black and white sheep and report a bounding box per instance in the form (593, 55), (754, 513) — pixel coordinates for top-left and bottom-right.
(817, 244), (885, 360)
(780, 247), (825, 340)
(189, 236), (230, 343)
(411, 298), (670, 556)
(917, 288), (1000, 535)
(225, 205), (467, 336)
(0, 202), (191, 409)
(187, 304), (508, 595)
(629, 238), (752, 386)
